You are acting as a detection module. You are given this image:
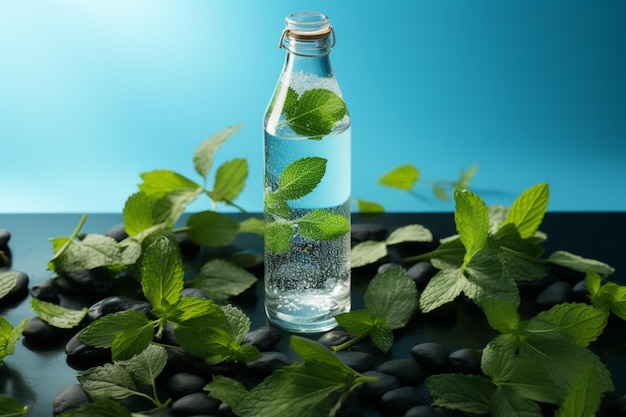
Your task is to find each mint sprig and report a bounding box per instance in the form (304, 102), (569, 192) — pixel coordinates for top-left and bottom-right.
(206, 336), (378, 417)
(31, 298), (87, 329)
(334, 265), (418, 352)
(0, 316), (28, 366)
(280, 88), (348, 139)
(77, 235), (261, 363)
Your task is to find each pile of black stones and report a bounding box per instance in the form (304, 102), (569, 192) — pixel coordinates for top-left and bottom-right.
(3, 222), (626, 417)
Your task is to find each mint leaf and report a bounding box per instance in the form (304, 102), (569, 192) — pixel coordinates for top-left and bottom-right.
(0, 271), (19, 300)
(334, 310), (375, 338)
(547, 250), (615, 276)
(419, 267), (466, 313)
(190, 259), (257, 301)
(454, 189), (489, 262)
(554, 364), (602, 417)
(0, 394), (27, 417)
(502, 183), (549, 239)
(168, 297), (223, 323)
(139, 170), (201, 200)
(122, 192), (156, 236)
(525, 302), (608, 347)
(297, 210), (349, 241)
(265, 221), (294, 253)
(49, 233), (122, 274)
(284, 88), (347, 138)
(58, 399), (131, 417)
(152, 187), (203, 227)
(481, 299), (520, 334)
(276, 157), (327, 201)
(238, 217), (265, 236)
(385, 224), (433, 245)
(211, 158), (248, 203)
(427, 374), (493, 415)
(589, 279), (626, 320)
(186, 211), (240, 246)
(378, 164), (419, 191)
(364, 266), (418, 329)
(0, 317), (27, 366)
(31, 298), (87, 329)
(494, 224), (547, 282)
(141, 235), (183, 311)
(193, 124), (243, 181)
(77, 310), (153, 361)
(350, 241), (387, 268)
(119, 344), (167, 387)
(354, 199), (384, 213)
(426, 237), (465, 270)
(212, 336), (376, 417)
(491, 385), (543, 417)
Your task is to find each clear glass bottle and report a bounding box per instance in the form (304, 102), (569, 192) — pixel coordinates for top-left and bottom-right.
(263, 11), (351, 333)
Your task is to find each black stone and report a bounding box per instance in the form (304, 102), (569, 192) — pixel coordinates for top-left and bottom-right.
(65, 333), (112, 370)
(405, 405), (444, 417)
(31, 278), (60, 303)
(380, 386), (426, 414)
(536, 280), (572, 309)
(448, 348), (482, 374)
(0, 229), (10, 267)
(410, 342), (449, 372)
(406, 262), (438, 290)
(246, 351), (290, 377)
(218, 401), (237, 417)
(318, 329), (353, 349)
(358, 371), (400, 398)
(335, 351), (377, 373)
(171, 392), (219, 416)
(176, 232), (202, 260)
(351, 223), (388, 244)
(87, 295), (152, 322)
(165, 373), (207, 399)
(242, 326), (281, 351)
(572, 279), (589, 301)
(23, 317), (67, 344)
(377, 262), (402, 274)
(0, 229), (10, 247)
(377, 358), (425, 385)
(105, 223), (128, 242)
(56, 268), (112, 298)
(163, 349), (214, 379)
(52, 384), (90, 415)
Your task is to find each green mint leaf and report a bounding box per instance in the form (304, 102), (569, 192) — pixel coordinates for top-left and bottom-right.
(454, 188), (489, 263)
(385, 224), (433, 245)
(138, 169), (201, 200)
(585, 270), (602, 296)
(277, 157), (327, 201)
(354, 199), (384, 213)
(193, 124), (243, 181)
(364, 266), (418, 329)
(463, 244), (520, 310)
(31, 298), (87, 329)
(265, 221), (294, 253)
(0, 271), (19, 300)
(427, 237), (466, 270)
(168, 297), (223, 323)
(454, 163), (478, 190)
(525, 302), (608, 347)
(494, 224), (547, 282)
(488, 204), (509, 233)
(77, 310), (153, 361)
(426, 373), (493, 415)
(211, 158), (248, 203)
(480, 335), (518, 383)
(77, 361), (139, 401)
(297, 210), (349, 241)
(481, 299), (520, 334)
(378, 164), (419, 191)
(432, 183), (450, 201)
(369, 323), (394, 353)
(554, 364), (602, 417)
(0, 394), (28, 417)
(591, 280), (626, 320)
(205, 375), (249, 412)
(118, 344), (167, 387)
(49, 233), (122, 274)
(152, 187), (203, 227)
(141, 235), (183, 311)
(419, 267), (466, 313)
(335, 310), (375, 338)
(186, 211), (240, 246)
(547, 250), (615, 276)
(0, 317), (27, 366)
(502, 183), (549, 239)
(350, 240), (388, 268)
(284, 88), (347, 138)
(238, 216), (264, 236)
(218, 336), (376, 417)
(190, 259), (257, 301)
(491, 385), (543, 417)
(265, 191), (292, 219)
(58, 399), (132, 417)
(118, 239), (142, 266)
(221, 304), (262, 361)
(122, 192), (156, 237)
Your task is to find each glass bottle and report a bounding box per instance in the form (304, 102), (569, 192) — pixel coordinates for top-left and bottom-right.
(263, 11), (351, 333)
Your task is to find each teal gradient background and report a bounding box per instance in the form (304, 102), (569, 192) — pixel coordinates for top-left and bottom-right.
(1, 1), (624, 213)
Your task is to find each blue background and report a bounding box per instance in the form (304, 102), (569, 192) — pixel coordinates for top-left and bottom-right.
(1, 0), (624, 214)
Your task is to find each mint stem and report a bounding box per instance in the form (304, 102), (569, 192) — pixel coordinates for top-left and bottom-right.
(331, 333), (368, 352)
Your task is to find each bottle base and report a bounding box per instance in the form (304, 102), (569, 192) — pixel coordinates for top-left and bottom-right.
(265, 307), (341, 333)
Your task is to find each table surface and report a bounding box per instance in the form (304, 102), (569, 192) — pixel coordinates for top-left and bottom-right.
(1, 212), (625, 416)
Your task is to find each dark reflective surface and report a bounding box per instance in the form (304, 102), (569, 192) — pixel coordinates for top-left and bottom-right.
(1, 212), (625, 416)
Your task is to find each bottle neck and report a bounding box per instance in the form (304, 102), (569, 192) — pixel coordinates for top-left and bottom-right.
(283, 49), (333, 78)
